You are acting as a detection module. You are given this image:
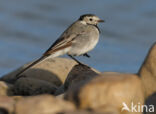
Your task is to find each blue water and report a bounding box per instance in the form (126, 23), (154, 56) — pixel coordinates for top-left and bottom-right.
(0, 0), (156, 76)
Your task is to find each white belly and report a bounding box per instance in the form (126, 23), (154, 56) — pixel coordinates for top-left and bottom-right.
(68, 35), (99, 56)
(68, 25), (100, 56)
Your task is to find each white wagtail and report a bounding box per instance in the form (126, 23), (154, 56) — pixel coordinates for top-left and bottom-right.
(16, 14), (104, 78)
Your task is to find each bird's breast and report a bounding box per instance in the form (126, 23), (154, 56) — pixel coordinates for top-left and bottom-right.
(67, 23), (100, 56)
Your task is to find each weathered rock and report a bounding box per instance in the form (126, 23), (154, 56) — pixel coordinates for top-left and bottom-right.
(15, 94), (76, 114)
(64, 64), (99, 90)
(65, 42), (156, 113)
(54, 85), (65, 95)
(13, 77), (57, 95)
(0, 81), (13, 96)
(0, 107), (9, 114)
(145, 93), (156, 114)
(54, 64), (100, 95)
(138, 42), (156, 113)
(0, 96), (15, 114)
(61, 110), (116, 114)
(138, 42), (156, 98)
(66, 72), (144, 114)
(0, 58), (77, 86)
(11, 96), (23, 102)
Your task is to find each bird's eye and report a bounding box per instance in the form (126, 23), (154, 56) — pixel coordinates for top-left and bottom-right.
(89, 18), (93, 21)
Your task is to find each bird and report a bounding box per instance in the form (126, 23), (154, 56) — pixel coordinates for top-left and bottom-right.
(15, 14), (104, 79)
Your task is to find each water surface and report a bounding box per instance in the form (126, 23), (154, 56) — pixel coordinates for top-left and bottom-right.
(0, 0), (156, 76)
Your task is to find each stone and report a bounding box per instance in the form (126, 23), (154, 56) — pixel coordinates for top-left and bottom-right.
(60, 110), (115, 114)
(138, 42), (156, 114)
(0, 57), (77, 86)
(11, 96), (23, 102)
(55, 64), (100, 96)
(64, 64), (100, 91)
(145, 93), (156, 114)
(13, 77), (57, 95)
(0, 81), (13, 96)
(66, 72), (144, 114)
(138, 42), (156, 98)
(0, 96), (15, 114)
(54, 85), (65, 95)
(15, 94), (76, 114)
(0, 108), (9, 114)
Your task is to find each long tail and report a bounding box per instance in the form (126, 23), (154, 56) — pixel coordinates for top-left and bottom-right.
(15, 55), (48, 79)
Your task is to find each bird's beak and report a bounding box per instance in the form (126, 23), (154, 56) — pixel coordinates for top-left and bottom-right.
(98, 19), (105, 23)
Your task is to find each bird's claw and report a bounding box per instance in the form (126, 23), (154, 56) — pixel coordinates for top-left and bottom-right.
(83, 53), (90, 58)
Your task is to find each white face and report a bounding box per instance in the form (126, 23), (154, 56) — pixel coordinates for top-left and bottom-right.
(80, 15), (104, 25)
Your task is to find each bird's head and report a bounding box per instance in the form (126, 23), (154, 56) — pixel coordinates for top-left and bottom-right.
(79, 14), (104, 25)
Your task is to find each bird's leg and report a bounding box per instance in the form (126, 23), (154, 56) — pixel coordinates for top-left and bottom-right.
(68, 55), (90, 68)
(68, 55), (82, 64)
(83, 53), (90, 58)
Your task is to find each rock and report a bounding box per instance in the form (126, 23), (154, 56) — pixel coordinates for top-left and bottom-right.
(145, 93), (156, 114)
(138, 42), (156, 113)
(0, 108), (9, 114)
(138, 42), (156, 98)
(15, 94), (76, 114)
(54, 85), (65, 95)
(11, 96), (23, 102)
(65, 72), (144, 114)
(0, 96), (15, 114)
(60, 110), (115, 114)
(54, 64), (100, 96)
(13, 77), (57, 95)
(0, 57), (77, 86)
(56, 93), (65, 99)
(0, 81), (13, 96)
(64, 64), (99, 91)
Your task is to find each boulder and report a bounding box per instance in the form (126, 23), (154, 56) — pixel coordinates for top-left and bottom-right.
(145, 93), (156, 114)
(61, 110), (116, 114)
(138, 42), (156, 98)
(64, 64), (100, 90)
(0, 58), (77, 86)
(138, 42), (156, 113)
(0, 81), (13, 96)
(54, 85), (65, 95)
(13, 77), (57, 95)
(66, 72), (144, 114)
(55, 64), (100, 95)
(0, 96), (15, 114)
(15, 94), (76, 114)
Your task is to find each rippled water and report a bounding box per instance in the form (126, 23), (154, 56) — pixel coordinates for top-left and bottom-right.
(0, 0), (156, 76)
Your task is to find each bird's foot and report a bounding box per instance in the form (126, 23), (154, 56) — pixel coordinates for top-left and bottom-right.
(68, 54), (90, 68)
(83, 53), (90, 58)
(77, 62), (90, 69)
